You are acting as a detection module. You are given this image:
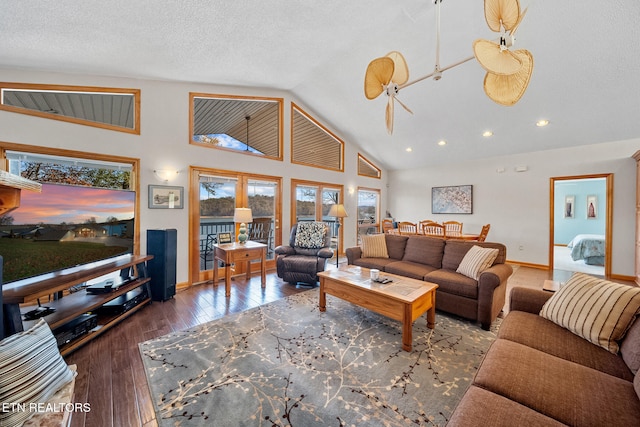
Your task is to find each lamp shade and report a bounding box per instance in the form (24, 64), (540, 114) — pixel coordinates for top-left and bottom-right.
(233, 208), (253, 223)
(328, 204), (348, 218)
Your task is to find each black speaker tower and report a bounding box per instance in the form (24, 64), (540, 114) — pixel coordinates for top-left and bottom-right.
(146, 229), (177, 301)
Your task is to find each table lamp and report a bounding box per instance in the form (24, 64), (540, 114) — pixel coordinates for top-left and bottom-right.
(234, 208), (253, 244)
(328, 203), (348, 266)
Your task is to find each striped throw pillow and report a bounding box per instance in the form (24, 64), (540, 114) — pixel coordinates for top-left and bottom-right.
(456, 245), (499, 280)
(0, 319), (76, 427)
(361, 233), (389, 258)
(540, 272), (640, 353)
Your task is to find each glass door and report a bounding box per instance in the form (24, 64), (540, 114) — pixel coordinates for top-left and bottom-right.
(247, 179), (279, 260)
(291, 179), (344, 259)
(199, 174), (237, 272)
(190, 167), (282, 284)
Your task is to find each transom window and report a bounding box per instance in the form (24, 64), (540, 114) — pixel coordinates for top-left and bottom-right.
(291, 103), (344, 171)
(190, 93), (283, 160)
(0, 83), (140, 134)
(358, 153), (381, 179)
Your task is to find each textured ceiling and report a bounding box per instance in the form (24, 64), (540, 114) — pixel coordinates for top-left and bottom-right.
(1, 0), (639, 171)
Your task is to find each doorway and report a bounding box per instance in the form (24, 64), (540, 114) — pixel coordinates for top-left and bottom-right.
(190, 167), (282, 284)
(549, 174), (613, 278)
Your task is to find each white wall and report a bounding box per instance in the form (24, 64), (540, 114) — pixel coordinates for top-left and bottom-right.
(388, 139), (639, 277)
(0, 68), (387, 284)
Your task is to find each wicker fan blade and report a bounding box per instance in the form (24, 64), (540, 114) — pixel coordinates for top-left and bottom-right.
(483, 49), (533, 106)
(385, 96), (394, 134)
(386, 51), (409, 85)
(511, 7), (528, 36)
(364, 57), (394, 100)
(473, 39), (523, 75)
(484, 0), (521, 32)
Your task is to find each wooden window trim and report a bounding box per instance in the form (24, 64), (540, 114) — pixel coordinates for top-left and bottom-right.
(0, 82), (141, 135)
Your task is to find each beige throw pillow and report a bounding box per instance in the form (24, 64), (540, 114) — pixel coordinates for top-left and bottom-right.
(540, 272), (640, 354)
(456, 245), (499, 280)
(361, 233), (389, 258)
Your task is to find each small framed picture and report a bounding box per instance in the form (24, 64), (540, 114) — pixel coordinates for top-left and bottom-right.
(564, 195), (575, 218)
(586, 195), (597, 219)
(148, 185), (184, 209)
(217, 232), (232, 244)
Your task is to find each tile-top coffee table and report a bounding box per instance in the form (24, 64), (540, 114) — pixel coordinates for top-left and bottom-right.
(318, 267), (438, 352)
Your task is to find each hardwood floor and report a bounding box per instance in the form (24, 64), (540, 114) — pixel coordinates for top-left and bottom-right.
(65, 272), (307, 427)
(62, 264), (631, 427)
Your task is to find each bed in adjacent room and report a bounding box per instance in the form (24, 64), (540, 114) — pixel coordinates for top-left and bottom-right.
(567, 234), (605, 265)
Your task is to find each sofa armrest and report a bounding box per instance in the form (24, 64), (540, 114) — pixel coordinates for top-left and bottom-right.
(274, 245), (295, 256)
(509, 286), (553, 314)
(317, 248), (334, 259)
(477, 263), (513, 329)
(345, 246), (362, 264)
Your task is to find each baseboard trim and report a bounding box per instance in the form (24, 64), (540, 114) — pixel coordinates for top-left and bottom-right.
(507, 260), (548, 270)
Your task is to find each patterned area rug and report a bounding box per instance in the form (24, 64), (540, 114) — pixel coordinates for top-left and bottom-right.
(139, 290), (500, 426)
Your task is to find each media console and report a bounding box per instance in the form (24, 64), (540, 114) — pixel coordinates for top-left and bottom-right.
(1, 254), (153, 356)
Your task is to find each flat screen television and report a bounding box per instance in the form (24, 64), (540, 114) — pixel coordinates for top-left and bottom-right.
(0, 182), (135, 283)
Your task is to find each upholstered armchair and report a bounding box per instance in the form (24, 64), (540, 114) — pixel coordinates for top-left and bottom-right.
(275, 222), (333, 285)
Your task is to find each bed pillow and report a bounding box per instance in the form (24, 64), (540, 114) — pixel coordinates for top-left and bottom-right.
(361, 233), (389, 258)
(456, 245), (499, 280)
(294, 222), (326, 249)
(540, 272), (640, 353)
(0, 319), (76, 427)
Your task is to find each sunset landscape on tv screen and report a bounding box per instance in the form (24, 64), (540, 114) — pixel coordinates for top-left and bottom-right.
(0, 183), (136, 283)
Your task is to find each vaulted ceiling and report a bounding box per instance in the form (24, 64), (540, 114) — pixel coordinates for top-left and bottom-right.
(1, 1), (639, 171)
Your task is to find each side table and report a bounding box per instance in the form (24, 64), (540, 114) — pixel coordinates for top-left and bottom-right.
(213, 241), (267, 296)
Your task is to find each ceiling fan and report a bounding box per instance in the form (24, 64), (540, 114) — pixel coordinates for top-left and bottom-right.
(364, 0), (534, 134)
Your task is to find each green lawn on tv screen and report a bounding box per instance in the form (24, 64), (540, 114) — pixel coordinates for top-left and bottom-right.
(0, 239), (128, 283)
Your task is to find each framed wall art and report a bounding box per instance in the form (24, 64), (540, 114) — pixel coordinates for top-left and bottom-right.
(564, 195), (575, 218)
(586, 195), (597, 219)
(148, 185), (184, 209)
(431, 185), (473, 214)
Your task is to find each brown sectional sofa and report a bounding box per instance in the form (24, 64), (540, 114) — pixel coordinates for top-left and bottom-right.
(447, 286), (640, 426)
(345, 234), (513, 329)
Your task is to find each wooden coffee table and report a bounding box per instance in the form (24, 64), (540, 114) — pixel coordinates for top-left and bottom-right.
(318, 267), (438, 352)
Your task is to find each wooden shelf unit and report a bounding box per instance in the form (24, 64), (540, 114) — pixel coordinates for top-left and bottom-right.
(2, 254), (153, 355)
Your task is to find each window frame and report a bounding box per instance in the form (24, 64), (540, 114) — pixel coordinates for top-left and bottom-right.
(0, 82), (141, 134)
(189, 93), (284, 161)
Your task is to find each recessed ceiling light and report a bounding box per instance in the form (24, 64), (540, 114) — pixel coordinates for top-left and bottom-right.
(536, 119), (550, 127)
(482, 131), (493, 137)
(438, 140), (447, 146)
(405, 147), (413, 152)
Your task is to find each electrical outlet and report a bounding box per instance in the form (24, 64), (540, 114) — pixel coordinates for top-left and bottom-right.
(518, 245), (524, 251)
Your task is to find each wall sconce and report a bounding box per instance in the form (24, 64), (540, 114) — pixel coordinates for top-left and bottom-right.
(154, 169), (180, 183)
(348, 186), (355, 195)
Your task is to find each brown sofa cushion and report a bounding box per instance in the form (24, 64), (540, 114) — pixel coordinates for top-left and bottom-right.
(425, 269), (478, 299)
(384, 261), (437, 281)
(447, 386), (567, 427)
(621, 317), (640, 374)
(401, 235), (444, 268)
(498, 311), (634, 381)
(441, 241), (506, 271)
(352, 257), (397, 271)
(473, 339), (640, 427)
(384, 234), (409, 260)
